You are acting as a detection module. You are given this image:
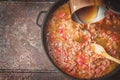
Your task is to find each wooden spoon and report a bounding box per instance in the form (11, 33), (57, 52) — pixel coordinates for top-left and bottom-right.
(90, 43), (120, 64)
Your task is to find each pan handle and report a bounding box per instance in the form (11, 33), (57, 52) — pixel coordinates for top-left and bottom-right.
(36, 11), (47, 27)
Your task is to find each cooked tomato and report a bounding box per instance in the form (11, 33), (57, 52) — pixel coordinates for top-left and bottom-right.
(46, 2), (120, 79)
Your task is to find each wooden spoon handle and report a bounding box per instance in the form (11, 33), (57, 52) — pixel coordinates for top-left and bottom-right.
(105, 53), (120, 64)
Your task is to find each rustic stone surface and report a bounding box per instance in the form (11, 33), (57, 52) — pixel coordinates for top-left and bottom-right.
(0, 72), (75, 80)
(0, 0), (58, 2)
(0, 2), (55, 70)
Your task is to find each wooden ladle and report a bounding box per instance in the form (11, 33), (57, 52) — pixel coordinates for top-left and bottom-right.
(90, 43), (120, 64)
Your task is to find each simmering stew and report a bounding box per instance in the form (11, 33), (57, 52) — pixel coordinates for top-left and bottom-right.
(45, 2), (120, 79)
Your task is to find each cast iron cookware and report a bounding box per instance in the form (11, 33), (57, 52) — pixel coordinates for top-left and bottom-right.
(36, 0), (120, 80)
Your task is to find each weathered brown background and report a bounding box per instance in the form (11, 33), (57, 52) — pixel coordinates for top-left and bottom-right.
(0, 0), (120, 80)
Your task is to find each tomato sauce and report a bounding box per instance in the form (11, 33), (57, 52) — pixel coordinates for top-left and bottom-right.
(45, 3), (120, 79)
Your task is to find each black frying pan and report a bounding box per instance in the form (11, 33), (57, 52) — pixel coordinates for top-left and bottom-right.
(36, 0), (120, 80)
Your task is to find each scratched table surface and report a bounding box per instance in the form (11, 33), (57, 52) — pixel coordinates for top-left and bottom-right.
(0, 0), (120, 80)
